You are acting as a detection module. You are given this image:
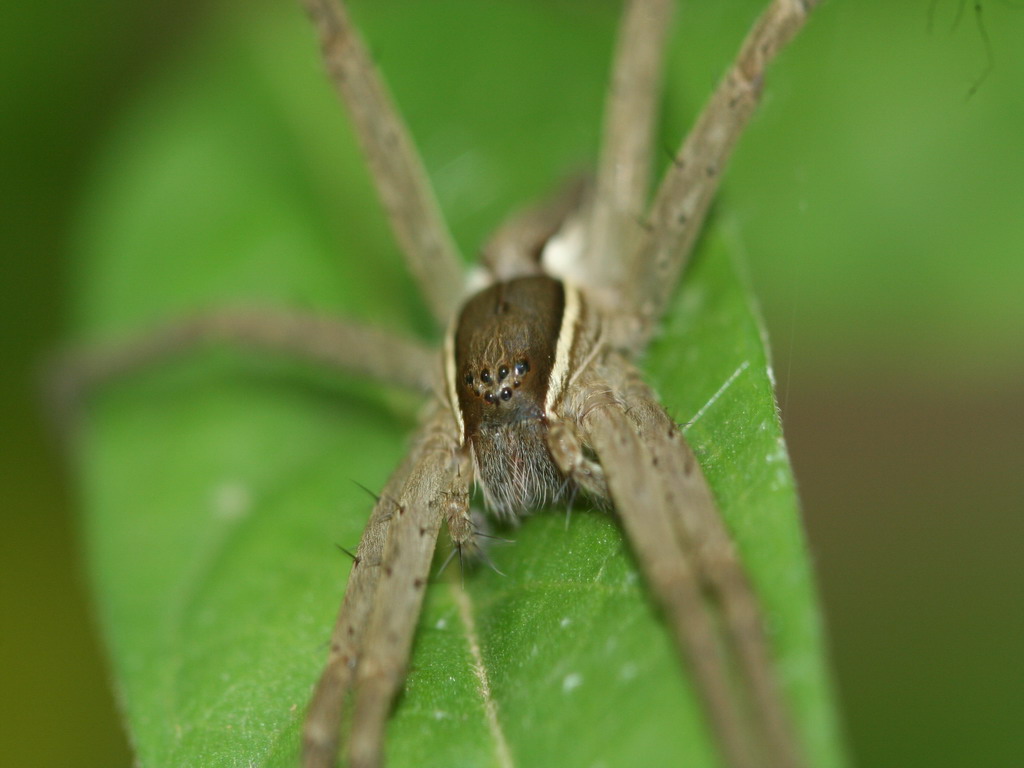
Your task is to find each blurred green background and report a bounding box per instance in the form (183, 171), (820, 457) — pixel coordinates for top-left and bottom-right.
(2, 1), (1021, 767)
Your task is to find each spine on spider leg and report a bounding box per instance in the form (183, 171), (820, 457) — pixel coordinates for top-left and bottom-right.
(627, 0), (818, 345)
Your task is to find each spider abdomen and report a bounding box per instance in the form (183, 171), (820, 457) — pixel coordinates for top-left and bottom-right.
(448, 275), (571, 516)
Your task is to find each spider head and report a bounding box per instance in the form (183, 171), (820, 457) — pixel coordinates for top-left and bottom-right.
(450, 275), (563, 440)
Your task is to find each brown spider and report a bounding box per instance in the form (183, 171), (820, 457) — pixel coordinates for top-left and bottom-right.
(60, 1), (827, 767)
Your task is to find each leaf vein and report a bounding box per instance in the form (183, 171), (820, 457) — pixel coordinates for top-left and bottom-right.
(450, 578), (514, 768)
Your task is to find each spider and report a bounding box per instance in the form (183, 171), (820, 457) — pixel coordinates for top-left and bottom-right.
(60, 1), (827, 767)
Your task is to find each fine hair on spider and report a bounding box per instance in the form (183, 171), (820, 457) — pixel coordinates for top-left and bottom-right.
(57, 1), (822, 767)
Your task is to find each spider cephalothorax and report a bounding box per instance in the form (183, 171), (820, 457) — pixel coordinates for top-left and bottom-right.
(449, 276), (569, 517)
(63, 1), (824, 767)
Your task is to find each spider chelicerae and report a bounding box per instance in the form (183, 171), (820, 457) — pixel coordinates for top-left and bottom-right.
(62, 1), (829, 767)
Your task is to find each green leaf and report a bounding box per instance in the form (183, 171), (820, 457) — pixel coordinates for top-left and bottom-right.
(72, 1), (846, 766)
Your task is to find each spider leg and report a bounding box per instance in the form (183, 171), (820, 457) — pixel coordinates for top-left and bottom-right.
(47, 307), (436, 432)
(627, 0), (819, 346)
(575, 379), (759, 768)
(299, 0), (465, 325)
(585, 0), (674, 296)
(547, 417), (609, 502)
(301, 441), (417, 768)
(617, 361), (805, 768)
(347, 415), (469, 768)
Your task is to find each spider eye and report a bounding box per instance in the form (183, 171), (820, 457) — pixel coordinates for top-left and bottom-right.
(514, 360), (529, 376)
(500, 387), (512, 401)
(484, 392), (497, 404)
(498, 365), (509, 381)
(464, 373), (473, 385)
(480, 370), (492, 384)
